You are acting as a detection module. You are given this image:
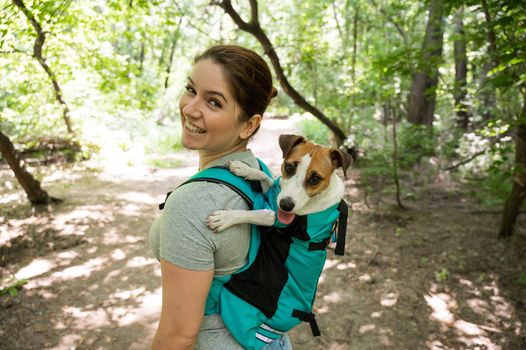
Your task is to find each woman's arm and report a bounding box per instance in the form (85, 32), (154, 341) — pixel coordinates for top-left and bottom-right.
(151, 259), (214, 350)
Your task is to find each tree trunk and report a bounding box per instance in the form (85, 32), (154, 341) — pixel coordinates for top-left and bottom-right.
(407, 0), (445, 127)
(453, 6), (469, 131)
(164, 37), (177, 89)
(351, 6), (358, 82)
(479, 0), (498, 122)
(499, 89), (526, 237)
(383, 104), (389, 143)
(331, 0), (352, 53)
(163, 17), (182, 89)
(479, 60), (497, 123)
(12, 0), (74, 135)
(480, 0), (498, 67)
(213, 0), (347, 145)
(391, 106), (405, 210)
(138, 42), (145, 74)
(0, 130), (60, 205)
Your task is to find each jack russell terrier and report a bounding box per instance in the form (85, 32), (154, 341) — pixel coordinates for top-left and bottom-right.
(207, 134), (352, 233)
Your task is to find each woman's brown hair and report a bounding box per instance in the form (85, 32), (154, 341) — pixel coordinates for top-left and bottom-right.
(194, 45), (277, 127)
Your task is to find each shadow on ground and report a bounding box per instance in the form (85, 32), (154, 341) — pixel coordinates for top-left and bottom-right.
(1, 119), (525, 349)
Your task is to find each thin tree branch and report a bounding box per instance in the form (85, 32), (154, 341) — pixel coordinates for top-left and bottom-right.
(12, 0), (74, 134)
(0, 48), (30, 55)
(174, 0), (214, 40)
(249, 0), (259, 25)
(214, 0), (254, 31)
(480, 0), (499, 67)
(368, 0), (407, 46)
(391, 105), (406, 210)
(164, 16), (183, 89)
(445, 149), (488, 171)
(213, 0), (347, 144)
(2, 2), (14, 11)
(48, 0), (74, 24)
(330, 0), (345, 46)
(443, 132), (512, 171)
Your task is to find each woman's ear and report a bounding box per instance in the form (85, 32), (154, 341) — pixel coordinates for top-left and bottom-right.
(239, 114), (262, 140)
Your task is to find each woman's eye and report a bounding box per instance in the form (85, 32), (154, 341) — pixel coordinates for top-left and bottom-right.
(185, 85), (196, 95)
(209, 99), (222, 108)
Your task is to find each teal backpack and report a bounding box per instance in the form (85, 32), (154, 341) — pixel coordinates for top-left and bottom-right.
(159, 159), (348, 350)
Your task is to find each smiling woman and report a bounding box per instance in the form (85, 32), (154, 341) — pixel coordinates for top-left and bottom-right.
(149, 45), (290, 350)
(178, 46), (277, 170)
(179, 59), (250, 164)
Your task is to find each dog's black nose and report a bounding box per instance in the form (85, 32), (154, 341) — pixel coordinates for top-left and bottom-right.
(279, 197), (295, 212)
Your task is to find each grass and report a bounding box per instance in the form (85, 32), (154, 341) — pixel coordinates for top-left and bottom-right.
(147, 158), (183, 169)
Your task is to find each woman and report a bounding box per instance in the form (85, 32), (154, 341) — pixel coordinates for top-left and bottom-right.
(149, 45), (292, 350)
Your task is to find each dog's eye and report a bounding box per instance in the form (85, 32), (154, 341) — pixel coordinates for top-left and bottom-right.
(308, 173), (322, 186)
(284, 163), (296, 176)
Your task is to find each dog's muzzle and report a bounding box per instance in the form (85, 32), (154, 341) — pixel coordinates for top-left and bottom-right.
(279, 197), (295, 212)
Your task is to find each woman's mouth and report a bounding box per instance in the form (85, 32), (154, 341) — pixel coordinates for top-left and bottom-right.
(184, 120), (206, 134)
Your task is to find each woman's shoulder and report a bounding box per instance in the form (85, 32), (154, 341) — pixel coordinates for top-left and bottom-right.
(165, 180), (250, 214)
(163, 150), (263, 213)
(207, 150), (260, 169)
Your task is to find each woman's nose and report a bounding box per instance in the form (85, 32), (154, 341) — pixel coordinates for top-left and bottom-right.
(182, 97), (202, 119)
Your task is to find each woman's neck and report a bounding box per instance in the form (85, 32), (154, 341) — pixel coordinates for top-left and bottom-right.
(198, 143), (247, 170)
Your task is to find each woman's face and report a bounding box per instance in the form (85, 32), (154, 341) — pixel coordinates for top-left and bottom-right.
(179, 59), (247, 153)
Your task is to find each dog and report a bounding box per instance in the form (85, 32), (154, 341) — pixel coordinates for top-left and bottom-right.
(207, 134), (352, 232)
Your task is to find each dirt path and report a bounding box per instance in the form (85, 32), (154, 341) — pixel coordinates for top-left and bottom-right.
(1, 117), (525, 350)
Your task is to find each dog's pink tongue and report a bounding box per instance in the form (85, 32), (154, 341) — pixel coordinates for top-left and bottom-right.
(278, 209), (295, 225)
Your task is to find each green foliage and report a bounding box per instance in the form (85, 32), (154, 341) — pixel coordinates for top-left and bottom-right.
(397, 124), (436, 169)
(141, 122), (183, 155)
(295, 117), (329, 146)
(147, 157), (183, 169)
(358, 152), (393, 181)
(465, 163), (513, 208)
(455, 119), (515, 207)
(395, 227), (404, 237)
(0, 0), (524, 217)
(435, 268), (450, 282)
(0, 278), (28, 297)
(518, 274), (526, 286)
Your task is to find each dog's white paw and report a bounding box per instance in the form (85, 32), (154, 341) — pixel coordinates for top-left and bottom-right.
(228, 160), (253, 178)
(207, 209), (235, 233)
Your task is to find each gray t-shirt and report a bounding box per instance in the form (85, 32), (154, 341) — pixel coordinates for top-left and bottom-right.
(149, 150), (261, 349)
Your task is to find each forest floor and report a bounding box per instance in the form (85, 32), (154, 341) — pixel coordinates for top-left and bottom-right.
(1, 117), (525, 350)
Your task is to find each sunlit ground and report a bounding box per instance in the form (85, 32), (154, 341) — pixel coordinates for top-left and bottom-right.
(0, 116), (300, 349)
(1, 116), (524, 349)
(288, 194), (525, 349)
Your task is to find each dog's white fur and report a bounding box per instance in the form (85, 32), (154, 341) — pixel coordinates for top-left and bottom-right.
(277, 154), (345, 216)
(207, 156), (345, 232)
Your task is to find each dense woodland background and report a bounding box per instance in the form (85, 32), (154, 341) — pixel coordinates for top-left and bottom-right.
(1, 0), (526, 349)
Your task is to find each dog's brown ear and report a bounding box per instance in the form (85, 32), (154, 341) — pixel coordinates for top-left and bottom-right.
(330, 148), (353, 177)
(279, 134), (305, 158)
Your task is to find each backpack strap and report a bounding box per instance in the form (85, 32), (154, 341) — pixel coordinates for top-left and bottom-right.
(292, 310), (321, 337)
(158, 191), (173, 210)
(334, 199), (348, 256)
(184, 166), (255, 207)
(158, 159), (272, 211)
(308, 237), (330, 251)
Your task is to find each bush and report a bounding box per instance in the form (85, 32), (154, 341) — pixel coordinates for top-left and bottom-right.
(397, 124), (436, 169)
(295, 116), (329, 146)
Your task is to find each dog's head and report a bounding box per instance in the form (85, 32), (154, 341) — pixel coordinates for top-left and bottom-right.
(276, 134), (352, 223)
